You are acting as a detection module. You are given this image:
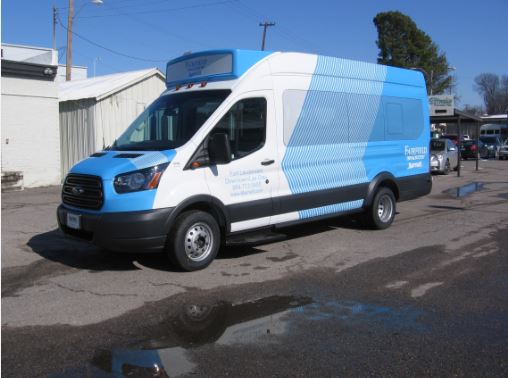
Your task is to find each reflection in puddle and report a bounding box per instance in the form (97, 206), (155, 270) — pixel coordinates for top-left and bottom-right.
(92, 296), (311, 377)
(298, 300), (427, 333)
(445, 182), (485, 198)
(90, 297), (426, 377)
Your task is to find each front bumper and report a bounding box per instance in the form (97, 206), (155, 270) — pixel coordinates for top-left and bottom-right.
(430, 158), (443, 172)
(57, 205), (174, 253)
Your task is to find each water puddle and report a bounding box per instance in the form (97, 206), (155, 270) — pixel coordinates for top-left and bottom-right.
(445, 182), (485, 198)
(75, 296), (426, 377)
(296, 300), (427, 333)
(89, 295), (311, 377)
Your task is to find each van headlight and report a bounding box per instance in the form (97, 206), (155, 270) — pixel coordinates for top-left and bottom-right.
(114, 163), (169, 194)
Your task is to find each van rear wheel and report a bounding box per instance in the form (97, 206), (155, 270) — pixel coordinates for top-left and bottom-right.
(367, 187), (396, 230)
(168, 210), (220, 271)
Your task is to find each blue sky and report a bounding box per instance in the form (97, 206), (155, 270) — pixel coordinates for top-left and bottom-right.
(2, 0), (506, 108)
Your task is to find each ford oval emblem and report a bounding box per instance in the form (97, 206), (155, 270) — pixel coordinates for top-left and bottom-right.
(72, 186), (85, 195)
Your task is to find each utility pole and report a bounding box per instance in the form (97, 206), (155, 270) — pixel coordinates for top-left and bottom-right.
(65, 0), (74, 81)
(52, 6), (57, 51)
(259, 21), (275, 51)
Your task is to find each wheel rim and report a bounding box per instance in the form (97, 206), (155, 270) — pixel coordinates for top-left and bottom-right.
(377, 194), (394, 223)
(184, 222), (214, 262)
(185, 304), (212, 320)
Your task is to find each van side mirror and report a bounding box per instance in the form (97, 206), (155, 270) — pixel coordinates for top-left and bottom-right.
(208, 133), (231, 165)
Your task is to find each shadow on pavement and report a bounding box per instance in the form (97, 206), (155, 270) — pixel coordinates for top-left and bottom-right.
(27, 214), (370, 270)
(27, 229), (176, 272)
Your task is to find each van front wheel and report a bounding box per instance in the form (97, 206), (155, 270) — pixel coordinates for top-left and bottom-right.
(367, 187), (396, 230)
(168, 210), (220, 271)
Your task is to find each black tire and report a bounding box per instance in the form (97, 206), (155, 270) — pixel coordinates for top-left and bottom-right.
(443, 159), (450, 175)
(366, 187), (396, 230)
(167, 210), (220, 271)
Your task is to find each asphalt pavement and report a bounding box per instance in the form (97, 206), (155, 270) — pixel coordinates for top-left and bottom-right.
(2, 159), (508, 377)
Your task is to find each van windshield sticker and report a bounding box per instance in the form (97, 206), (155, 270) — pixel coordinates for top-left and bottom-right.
(167, 53), (233, 84)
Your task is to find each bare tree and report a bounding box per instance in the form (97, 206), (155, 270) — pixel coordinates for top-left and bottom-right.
(474, 73), (508, 114)
(462, 104), (484, 116)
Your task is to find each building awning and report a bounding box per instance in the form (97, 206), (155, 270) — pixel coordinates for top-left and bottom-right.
(430, 108), (482, 124)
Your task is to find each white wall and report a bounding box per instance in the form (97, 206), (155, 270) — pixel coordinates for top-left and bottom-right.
(2, 44), (58, 65)
(56, 65), (88, 82)
(1, 76), (61, 187)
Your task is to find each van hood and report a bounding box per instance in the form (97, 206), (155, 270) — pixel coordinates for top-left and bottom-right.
(70, 150), (177, 180)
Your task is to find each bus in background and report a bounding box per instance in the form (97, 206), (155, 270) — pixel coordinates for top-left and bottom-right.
(480, 123), (508, 139)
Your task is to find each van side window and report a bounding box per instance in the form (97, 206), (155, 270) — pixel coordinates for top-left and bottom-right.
(210, 98), (266, 160)
(386, 102), (404, 136)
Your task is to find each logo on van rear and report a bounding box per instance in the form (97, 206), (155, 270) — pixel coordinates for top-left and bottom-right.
(72, 186), (85, 195)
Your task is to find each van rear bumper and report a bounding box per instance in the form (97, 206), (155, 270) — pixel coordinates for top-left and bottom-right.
(57, 205), (174, 253)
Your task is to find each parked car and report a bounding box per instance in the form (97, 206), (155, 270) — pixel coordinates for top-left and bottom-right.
(430, 139), (459, 174)
(499, 140), (508, 160)
(461, 140), (489, 160)
(479, 136), (503, 159)
(441, 134), (459, 145)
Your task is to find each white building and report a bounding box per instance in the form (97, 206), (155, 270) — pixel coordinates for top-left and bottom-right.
(1, 44), (60, 189)
(56, 64), (88, 82)
(59, 68), (166, 177)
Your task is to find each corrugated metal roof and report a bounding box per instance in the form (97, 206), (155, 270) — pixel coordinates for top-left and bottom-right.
(59, 68), (165, 102)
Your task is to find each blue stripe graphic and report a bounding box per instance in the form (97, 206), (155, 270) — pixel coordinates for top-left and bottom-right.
(282, 56), (389, 219)
(299, 200), (364, 219)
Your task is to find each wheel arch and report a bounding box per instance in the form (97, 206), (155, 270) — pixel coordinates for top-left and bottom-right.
(363, 172), (400, 208)
(164, 195), (230, 238)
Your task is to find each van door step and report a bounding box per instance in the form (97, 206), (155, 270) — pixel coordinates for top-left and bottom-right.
(226, 231), (286, 246)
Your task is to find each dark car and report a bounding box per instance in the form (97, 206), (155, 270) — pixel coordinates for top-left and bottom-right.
(461, 140), (489, 160)
(479, 136), (503, 159)
(442, 134), (459, 145)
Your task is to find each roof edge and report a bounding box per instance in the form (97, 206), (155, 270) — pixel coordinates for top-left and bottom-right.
(95, 68), (164, 101)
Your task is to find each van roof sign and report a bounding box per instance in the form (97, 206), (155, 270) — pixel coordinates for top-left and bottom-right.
(165, 49), (271, 88)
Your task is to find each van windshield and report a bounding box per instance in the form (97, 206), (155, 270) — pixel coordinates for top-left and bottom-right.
(112, 90), (231, 151)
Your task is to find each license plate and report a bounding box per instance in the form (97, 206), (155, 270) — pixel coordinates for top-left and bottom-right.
(66, 212), (81, 230)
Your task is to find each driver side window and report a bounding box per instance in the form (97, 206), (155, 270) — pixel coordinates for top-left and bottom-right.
(210, 97), (266, 161)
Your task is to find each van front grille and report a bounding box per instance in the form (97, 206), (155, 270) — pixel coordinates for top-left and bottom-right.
(62, 174), (103, 210)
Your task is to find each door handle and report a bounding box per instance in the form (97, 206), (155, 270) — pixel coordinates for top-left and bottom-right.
(261, 159), (275, 166)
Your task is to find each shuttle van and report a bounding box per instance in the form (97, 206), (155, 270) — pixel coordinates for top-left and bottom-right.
(57, 49), (432, 271)
(480, 123), (508, 140)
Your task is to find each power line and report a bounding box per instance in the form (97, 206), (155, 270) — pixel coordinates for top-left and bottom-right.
(99, 1), (212, 49)
(56, 15), (167, 63)
(228, 0), (324, 52)
(76, 0), (237, 19)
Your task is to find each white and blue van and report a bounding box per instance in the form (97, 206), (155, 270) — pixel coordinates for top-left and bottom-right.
(58, 49), (432, 271)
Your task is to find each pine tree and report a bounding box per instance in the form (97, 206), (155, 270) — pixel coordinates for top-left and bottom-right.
(373, 11), (453, 95)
